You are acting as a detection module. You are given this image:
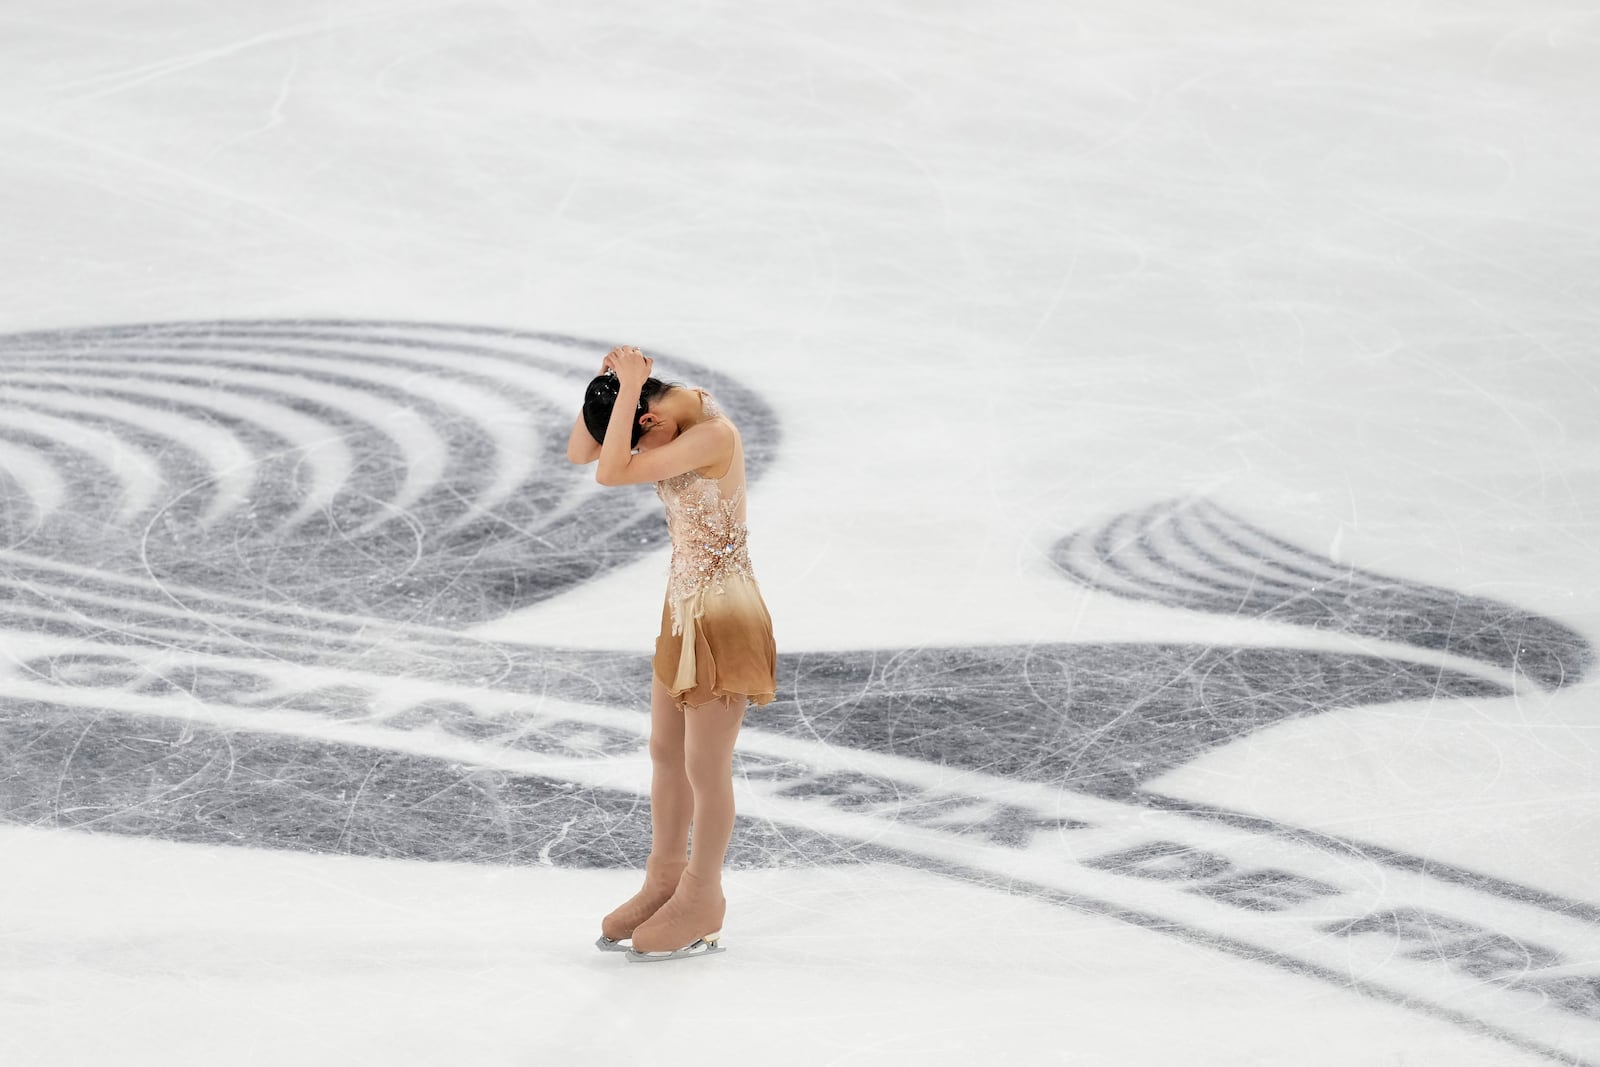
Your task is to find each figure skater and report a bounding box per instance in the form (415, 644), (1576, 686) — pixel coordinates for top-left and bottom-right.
(566, 345), (777, 962)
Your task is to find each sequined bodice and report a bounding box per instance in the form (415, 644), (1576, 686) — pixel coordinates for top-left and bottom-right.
(657, 470), (752, 610)
(654, 392), (755, 632)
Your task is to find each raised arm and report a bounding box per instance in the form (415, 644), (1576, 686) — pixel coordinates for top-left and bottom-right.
(567, 412), (601, 465)
(567, 352), (621, 465)
(594, 349), (732, 486)
(596, 419), (731, 486)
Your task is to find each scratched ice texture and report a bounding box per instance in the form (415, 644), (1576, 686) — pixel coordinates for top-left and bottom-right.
(0, 2), (1597, 1066)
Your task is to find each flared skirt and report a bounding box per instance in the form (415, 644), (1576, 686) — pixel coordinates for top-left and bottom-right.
(652, 575), (777, 709)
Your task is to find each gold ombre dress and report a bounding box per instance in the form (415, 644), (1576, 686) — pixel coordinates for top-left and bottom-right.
(651, 391), (778, 709)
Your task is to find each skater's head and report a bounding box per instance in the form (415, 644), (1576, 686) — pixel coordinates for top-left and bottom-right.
(583, 373), (675, 449)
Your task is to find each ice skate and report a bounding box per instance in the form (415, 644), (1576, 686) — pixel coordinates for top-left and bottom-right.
(624, 869), (727, 962)
(625, 933), (724, 962)
(596, 855), (687, 952)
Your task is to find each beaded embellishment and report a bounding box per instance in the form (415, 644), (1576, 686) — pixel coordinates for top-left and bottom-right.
(655, 391), (754, 635)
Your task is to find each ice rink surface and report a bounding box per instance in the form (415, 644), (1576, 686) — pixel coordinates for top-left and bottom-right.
(0, 1), (1597, 1064)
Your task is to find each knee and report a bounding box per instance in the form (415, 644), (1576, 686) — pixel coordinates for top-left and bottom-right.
(684, 748), (732, 791)
(648, 733), (684, 767)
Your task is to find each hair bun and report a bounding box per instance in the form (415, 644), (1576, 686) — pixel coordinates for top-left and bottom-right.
(582, 372), (673, 448)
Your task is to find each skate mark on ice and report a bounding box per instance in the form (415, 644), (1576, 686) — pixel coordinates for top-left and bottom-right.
(0, 320), (1594, 1063)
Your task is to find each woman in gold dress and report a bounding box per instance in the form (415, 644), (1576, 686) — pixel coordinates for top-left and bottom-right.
(567, 345), (777, 962)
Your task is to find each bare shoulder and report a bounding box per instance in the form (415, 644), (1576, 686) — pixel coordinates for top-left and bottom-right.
(690, 414), (737, 441)
(686, 414), (737, 479)
(686, 415), (737, 460)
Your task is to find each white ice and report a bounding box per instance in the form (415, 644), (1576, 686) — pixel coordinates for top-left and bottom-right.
(0, 1), (1597, 1065)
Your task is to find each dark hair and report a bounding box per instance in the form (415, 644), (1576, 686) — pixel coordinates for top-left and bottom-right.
(583, 374), (674, 448)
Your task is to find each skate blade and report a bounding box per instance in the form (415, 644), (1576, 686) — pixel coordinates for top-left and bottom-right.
(624, 934), (724, 963)
(595, 935), (630, 953)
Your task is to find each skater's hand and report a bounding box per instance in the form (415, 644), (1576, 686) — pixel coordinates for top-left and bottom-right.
(603, 346), (653, 387)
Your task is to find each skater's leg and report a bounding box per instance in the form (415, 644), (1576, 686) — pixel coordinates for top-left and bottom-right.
(648, 679), (692, 861)
(682, 693), (747, 884)
(597, 680), (692, 946)
(629, 692), (745, 956)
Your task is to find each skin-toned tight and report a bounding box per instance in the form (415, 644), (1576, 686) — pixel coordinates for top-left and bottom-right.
(647, 678), (747, 882)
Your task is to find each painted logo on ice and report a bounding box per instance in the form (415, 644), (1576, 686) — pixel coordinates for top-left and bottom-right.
(0, 321), (1593, 1064)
